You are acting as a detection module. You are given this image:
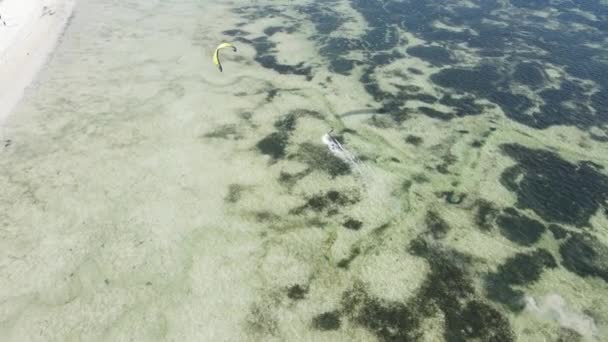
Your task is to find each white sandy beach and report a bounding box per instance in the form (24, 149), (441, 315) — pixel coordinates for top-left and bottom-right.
(0, 0), (75, 125)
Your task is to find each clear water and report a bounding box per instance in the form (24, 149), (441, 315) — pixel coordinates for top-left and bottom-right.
(1, 0), (608, 341)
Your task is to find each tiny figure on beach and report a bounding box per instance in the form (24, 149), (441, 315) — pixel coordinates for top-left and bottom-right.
(213, 43), (237, 72)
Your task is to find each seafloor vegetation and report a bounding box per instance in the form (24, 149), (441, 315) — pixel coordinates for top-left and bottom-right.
(206, 0), (608, 340)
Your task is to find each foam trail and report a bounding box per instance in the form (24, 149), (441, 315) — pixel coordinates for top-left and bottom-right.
(322, 133), (403, 224)
(525, 293), (599, 342)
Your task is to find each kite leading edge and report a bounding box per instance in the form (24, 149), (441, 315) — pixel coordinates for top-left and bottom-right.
(213, 42), (237, 72)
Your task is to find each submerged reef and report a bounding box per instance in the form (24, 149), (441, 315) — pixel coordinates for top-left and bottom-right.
(425, 210), (450, 239)
(255, 111), (299, 160)
(560, 233), (608, 283)
(255, 110), (324, 161)
(500, 144), (608, 227)
(290, 142), (351, 177)
(203, 124), (243, 140)
(290, 190), (360, 216)
(347, 291), (421, 341)
(256, 132), (289, 159)
(474, 200), (499, 231)
(496, 208), (546, 246)
(486, 249), (557, 311)
(234, 36), (312, 79)
(224, 1), (608, 340)
(303, 0), (608, 128)
(406, 238), (515, 341)
(548, 224), (569, 240)
(406, 45), (453, 67)
(287, 284), (308, 300)
(312, 311), (341, 331)
(343, 218), (363, 231)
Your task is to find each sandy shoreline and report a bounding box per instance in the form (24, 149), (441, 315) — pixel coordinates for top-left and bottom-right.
(0, 0), (75, 126)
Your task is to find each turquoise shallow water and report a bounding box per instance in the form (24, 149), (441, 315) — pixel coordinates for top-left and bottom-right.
(1, 0), (608, 341)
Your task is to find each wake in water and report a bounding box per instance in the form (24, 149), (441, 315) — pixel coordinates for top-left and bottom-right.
(322, 129), (363, 172)
(322, 130), (405, 224)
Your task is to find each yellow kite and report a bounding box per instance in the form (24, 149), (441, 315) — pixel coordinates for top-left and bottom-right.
(213, 43), (237, 72)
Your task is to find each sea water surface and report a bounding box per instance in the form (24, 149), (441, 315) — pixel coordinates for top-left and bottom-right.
(1, 0), (608, 341)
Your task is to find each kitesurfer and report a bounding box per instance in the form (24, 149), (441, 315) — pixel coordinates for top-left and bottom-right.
(213, 43), (237, 72)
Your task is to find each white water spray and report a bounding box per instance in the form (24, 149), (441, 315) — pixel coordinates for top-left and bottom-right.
(322, 131), (404, 225)
(322, 131), (362, 171)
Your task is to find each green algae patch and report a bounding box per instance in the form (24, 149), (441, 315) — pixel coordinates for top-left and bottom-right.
(291, 142), (351, 177)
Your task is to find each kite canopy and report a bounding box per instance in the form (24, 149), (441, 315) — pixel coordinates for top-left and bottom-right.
(213, 42), (237, 72)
